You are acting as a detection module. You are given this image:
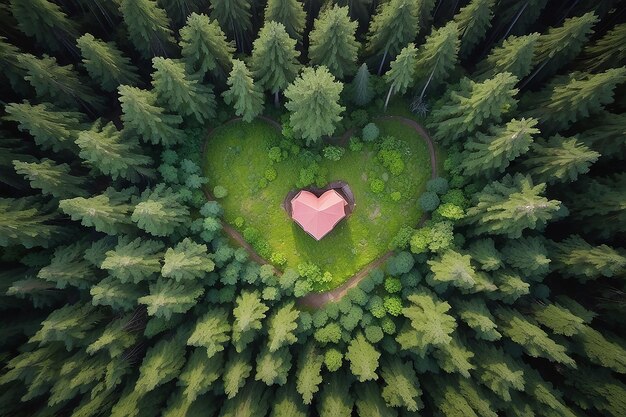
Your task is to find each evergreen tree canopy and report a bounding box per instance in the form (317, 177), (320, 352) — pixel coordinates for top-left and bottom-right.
(222, 59), (265, 122)
(264, 0), (306, 41)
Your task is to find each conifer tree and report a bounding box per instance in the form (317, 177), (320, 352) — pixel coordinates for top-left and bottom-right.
(179, 13), (235, 80)
(119, 0), (174, 58)
(139, 277), (204, 318)
(380, 356), (423, 411)
(467, 238), (503, 271)
(177, 349), (223, 402)
(473, 343), (525, 401)
(501, 236), (550, 279)
(0, 37), (29, 93)
(550, 235), (626, 281)
(398, 289), (456, 354)
(317, 371), (353, 417)
(4, 101), (86, 153)
(59, 187), (135, 235)
(433, 335), (475, 377)
(579, 112), (626, 159)
(17, 54), (105, 111)
(533, 302), (586, 337)
(13, 159), (86, 200)
(272, 381), (309, 417)
(76, 121), (154, 182)
(496, 307), (576, 366)
(250, 21), (300, 106)
(46, 251), (100, 295)
(574, 326), (626, 374)
(77, 34), (140, 92)
(284, 66), (345, 144)
(453, 0), (495, 58)
(346, 332), (380, 382)
(366, 0), (419, 74)
(161, 238), (215, 281)
(461, 118), (539, 177)
(308, 5), (359, 79)
(101, 237), (164, 283)
(295, 342), (323, 404)
(90, 277), (143, 311)
(427, 250), (479, 291)
(413, 21), (460, 104)
(491, 269), (529, 304)
(210, 0), (252, 50)
(9, 0), (77, 52)
(528, 12), (598, 84)
(222, 59), (264, 122)
(349, 63), (374, 106)
(118, 85), (184, 147)
(267, 301), (300, 352)
(579, 23), (626, 72)
(135, 335), (186, 394)
(232, 290), (269, 352)
(453, 297), (501, 341)
(255, 346), (292, 385)
(465, 173), (561, 238)
(264, 0), (306, 41)
(222, 348), (253, 398)
(132, 185), (190, 236)
(429, 72), (519, 145)
(151, 57), (216, 123)
(355, 381), (399, 417)
(474, 33), (540, 80)
(522, 67), (626, 131)
(523, 136), (599, 183)
(187, 307), (231, 358)
(0, 197), (60, 248)
(567, 173), (626, 238)
(383, 44), (417, 111)
(562, 366), (626, 417)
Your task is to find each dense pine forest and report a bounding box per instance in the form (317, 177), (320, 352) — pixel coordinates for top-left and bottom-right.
(1, 0), (626, 416)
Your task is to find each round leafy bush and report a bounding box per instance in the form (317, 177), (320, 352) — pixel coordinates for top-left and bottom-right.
(323, 145), (345, 161)
(324, 348), (343, 372)
(383, 295), (403, 316)
(362, 122), (380, 142)
(349, 136), (363, 152)
(390, 191), (401, 202)
(213, 185), (228, 198)
(419, 191), (440, 211)
(264, 167), (277, 181)
(427, 177), (449, 195)
(370, 178), (385, 193)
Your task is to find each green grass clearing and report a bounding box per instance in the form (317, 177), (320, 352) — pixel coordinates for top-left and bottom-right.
(203, 118), (433, 290)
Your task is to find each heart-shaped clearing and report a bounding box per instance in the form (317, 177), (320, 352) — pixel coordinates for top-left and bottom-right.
(203, 117), (434, 291)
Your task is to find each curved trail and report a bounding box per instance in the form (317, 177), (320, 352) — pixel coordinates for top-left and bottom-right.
(202, 115), (438, 308)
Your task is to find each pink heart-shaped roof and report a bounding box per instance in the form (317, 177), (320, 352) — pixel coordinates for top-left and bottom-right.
(291, 190), (347, 240)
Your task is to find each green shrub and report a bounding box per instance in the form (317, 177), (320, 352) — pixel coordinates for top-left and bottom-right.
(388, 225), (414, 250)
(269, 252), (287, 266)
(243, 227), (260, 244)
(234, 216), (245, 228)
(380, 316), (397, 334)
(434, 203), (465, 221)
(419, 191), (440, 211)
(384, 276), (402, 293)
(383, 295), (403, 316)
(378, 148), (405, 175)
(390, 191), (401, 202)
(364, 325), (384, 343)
(427, 177), (449, 195)
(441, 188), (469, 209)
(362, 122), (380, 142)
(264, 167), (277, 181)
(348, 136), (363, 152)
(323, 145), (345, 161)
(324, 348), (343, 371)
(370, 178), (385, 193)
(213, 185), (228, 198)
(268, 146), (283, 163)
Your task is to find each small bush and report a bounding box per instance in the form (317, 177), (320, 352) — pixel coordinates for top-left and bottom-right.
(441, 188), (469, 209)
(234, 216), (245, 228)
(364, 325), (384, 343)
(381, 316), (396, 334)
(264, 167), (277, 181)
(383, 295), (403, 316)
(268, 146), (283, 163)
(200, 201), (223, 217)
(362, 123), (380, 142)
(349, 136), (363, 152)
(388, 225), (414, 250)
(323, 145), (345, 161)
(242, 227), (260, 244)
(419, 191), (440, 211)
(213, 185), (228, 198)
(427, 177), (449, 195)
(324, 348), (343, 371)
(390, 191), (401, 202)
(384, 277), (402, 294)
(258, 178), (268, 189)
(269, 252), (287, 266)
(434, 203), (465, 221)
(370, 178), (385, 193)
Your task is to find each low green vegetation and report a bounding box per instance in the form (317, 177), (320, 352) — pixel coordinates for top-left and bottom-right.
(204, 118), (431, 290)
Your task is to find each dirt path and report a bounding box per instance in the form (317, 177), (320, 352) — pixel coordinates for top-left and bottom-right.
(202, 115), (438, 308)
(298, 115), (438, 308)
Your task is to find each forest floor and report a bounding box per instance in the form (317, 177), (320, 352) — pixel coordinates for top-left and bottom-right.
(202, 113), (437, 303)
